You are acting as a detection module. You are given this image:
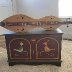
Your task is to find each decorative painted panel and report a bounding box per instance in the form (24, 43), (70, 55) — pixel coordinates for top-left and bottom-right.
(9, 38), (31, 59)
(36, 37), (59, 59)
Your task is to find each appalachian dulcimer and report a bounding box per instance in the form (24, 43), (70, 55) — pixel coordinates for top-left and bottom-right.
(0, 14), (72, 32)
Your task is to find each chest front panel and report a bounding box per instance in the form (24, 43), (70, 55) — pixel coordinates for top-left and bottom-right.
(5, 34), (62, 61)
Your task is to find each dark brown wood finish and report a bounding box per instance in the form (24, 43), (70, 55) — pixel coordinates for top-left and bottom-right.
(5, 29), (63, 66)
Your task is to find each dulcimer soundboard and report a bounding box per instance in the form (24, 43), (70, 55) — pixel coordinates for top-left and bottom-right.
(0, 14), (72, 32)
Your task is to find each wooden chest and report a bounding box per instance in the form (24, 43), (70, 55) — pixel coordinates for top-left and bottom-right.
(5, 29), (63, 66)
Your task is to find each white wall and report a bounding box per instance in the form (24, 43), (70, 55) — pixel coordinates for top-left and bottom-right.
(11, 0), (17, 14)
(0, 0), (17, 34)
(59, 0), (72, 39)
(16, 0), (58, 19)
(0, 0), (17, 21)
(0, 0), (12, 21)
